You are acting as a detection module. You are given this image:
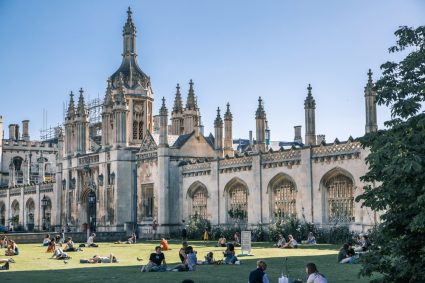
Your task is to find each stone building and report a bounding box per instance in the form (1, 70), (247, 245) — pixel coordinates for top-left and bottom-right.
(0, 8), (378, 234)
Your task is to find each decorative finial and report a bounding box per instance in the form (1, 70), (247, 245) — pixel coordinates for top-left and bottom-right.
(176, 83), (180, 92)
(79, 87), (84, 96)
(307, 84), (312, 96)
(162, 97), (166, 106)
(367, 69), (373, 83)
(216, 107), (221, 116)
(127, 7), (132, 19)
(189, 79), (193, 88)
(226, 102), (230, 110)
(70, 91), (74, 98)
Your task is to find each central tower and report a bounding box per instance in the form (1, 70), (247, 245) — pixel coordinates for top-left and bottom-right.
(103, 7), (154, 146)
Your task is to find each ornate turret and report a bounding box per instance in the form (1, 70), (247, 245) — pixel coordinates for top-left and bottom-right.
(364, 69), (378, 134)
(102, 79), (114, 147)
(66, 91), (76, 120)
(255, 97), (266, 152)
(77, 88), (87, 118)
(186, 79), (197, 110)
(171, 84), (184, 135)
(110, 7), (150, 90)
(214, 107), (223, 153)
(113, 73), (128, 147)
(224, 103), (233, 156)
(183, 80), (200, 134)
(159, 97), (169, 147)
(304, 84), (316, 146)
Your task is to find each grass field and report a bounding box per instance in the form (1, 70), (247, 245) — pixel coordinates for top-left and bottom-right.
(0, 240), (377, 283)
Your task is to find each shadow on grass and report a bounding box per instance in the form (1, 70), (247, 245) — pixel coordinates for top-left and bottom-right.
(1, 253), (374, 283)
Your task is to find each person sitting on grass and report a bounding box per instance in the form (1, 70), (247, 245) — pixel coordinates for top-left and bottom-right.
(306, 262), (327, 283)
(223, 243), (239, 264)
(63, 237), (78, 252)
(0, 258), (15, 270)
(275, 234), (286, 248)
(42, 234), (51, 246)
(87, 233), (98, 247)
(46, 238), (56, 253)
(160, 238), (170, 251)
(302, 232), (317, 245)
(338, 243), (355, 264)
(179, 242), (189, 263)
(5, 240), (19, 256)
(282, 234), (298, 248)
(142, 246), (167, 272)
(51, 245), (70, 260)
(203, 251), (214, 264)
(127, 233), (136, 244)
(354, 235), (371, 252)
(170, 246), (198, 271)
(0, 236), (7, 248)
(217, 234), (227, 247)
(81, 253), (118, 263)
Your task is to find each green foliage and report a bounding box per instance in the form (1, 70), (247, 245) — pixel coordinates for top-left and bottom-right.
(268, 216), (353, 244)
(356, 25), (425, 282)
(186, 213), (211, 240)
(227, 207), (247, 220)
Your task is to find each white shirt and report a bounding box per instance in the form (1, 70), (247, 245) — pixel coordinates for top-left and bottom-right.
(307, 273), (327, 283)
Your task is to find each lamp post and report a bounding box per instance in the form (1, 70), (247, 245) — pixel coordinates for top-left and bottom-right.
(41, 195), (48, 231)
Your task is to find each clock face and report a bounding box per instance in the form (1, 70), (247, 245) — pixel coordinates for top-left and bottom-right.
(134, 104), (142, 112)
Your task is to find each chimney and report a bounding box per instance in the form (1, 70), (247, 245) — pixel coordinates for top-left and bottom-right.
(22, 120), (30, 141)
(249, 130), (253, 147)
(317, 134), (326, 144)
(9, 124), (17, 140)
(294, 125), (302, 144)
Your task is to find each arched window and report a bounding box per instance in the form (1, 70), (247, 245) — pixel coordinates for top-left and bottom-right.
(192, 189), (207, 218)
(273, 179), (296, 218)
(133, 103), (144, 141)
(26, 199), (35, 225)
(326, 175), (354, 223)
(228, 185), (248, 221)
(11, 201), (20, 226)
(0, 202), (5, 226)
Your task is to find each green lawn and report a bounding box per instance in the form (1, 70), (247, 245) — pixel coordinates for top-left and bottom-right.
(1, 241), (376, 283)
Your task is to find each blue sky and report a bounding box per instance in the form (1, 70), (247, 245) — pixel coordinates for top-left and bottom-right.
(0, 0), (423, 142)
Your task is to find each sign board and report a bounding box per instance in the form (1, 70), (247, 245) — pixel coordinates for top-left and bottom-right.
(241, 230), (251, 255)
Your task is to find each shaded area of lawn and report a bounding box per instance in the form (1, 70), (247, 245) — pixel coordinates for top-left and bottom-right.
(1, 241), (376, 283)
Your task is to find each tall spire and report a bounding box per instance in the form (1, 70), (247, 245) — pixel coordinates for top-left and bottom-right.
(104, 79), (114, 107)
(214, 107), (223, 127)
(77, 88), (87, 117)
(186, 79), (197, 110)
(66, 91), (76, 119)
(160, 97), (168, 116)
(365, 69), (378, 133)
(255, 97), (266, 119)
(172, 84), (183, 113)
(304, 84), (316, 108)
(224, 102), (233, 120)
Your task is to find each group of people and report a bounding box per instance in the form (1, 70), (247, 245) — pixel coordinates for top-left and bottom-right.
(275, 232), (316, 249)
(215, 232), (240, 247)
(338, 234), (371, 264)
(248, 260), (327, 283)
(0, 236), (18, 270)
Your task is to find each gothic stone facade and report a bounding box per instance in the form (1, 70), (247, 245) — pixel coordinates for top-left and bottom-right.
(0, 8), (378, 234)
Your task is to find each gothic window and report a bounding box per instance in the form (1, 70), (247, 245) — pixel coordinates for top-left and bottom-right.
(273, 179), (296, 218)
(0, 202), (5, 226)
(228, 185), (248, 221)
(141, 184), (154, 220)
(133, 121), (138, 139)
(11, 201), (20, 226)
(192, 189), (207, 218)
(327, 175), (354, 223)
(133, 103), (144, 141)
(26, 199), (35, 225)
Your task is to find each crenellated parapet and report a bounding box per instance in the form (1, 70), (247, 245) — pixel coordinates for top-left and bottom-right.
(261, 148), (302, 169)
(312, 139), (361, 162)
(182, 162), (212, 177)
(219, 155), (253, 173)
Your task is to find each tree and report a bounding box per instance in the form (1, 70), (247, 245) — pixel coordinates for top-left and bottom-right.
(356, 26), (425, 282)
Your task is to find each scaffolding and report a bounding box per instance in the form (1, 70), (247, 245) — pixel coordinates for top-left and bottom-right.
(40, 97), (103, 141)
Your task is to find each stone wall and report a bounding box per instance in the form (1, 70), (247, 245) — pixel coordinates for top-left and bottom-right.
(1, 231), (126, 244)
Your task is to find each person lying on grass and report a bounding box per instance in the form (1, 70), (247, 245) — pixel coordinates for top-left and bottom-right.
(80, 253), (118, 263)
